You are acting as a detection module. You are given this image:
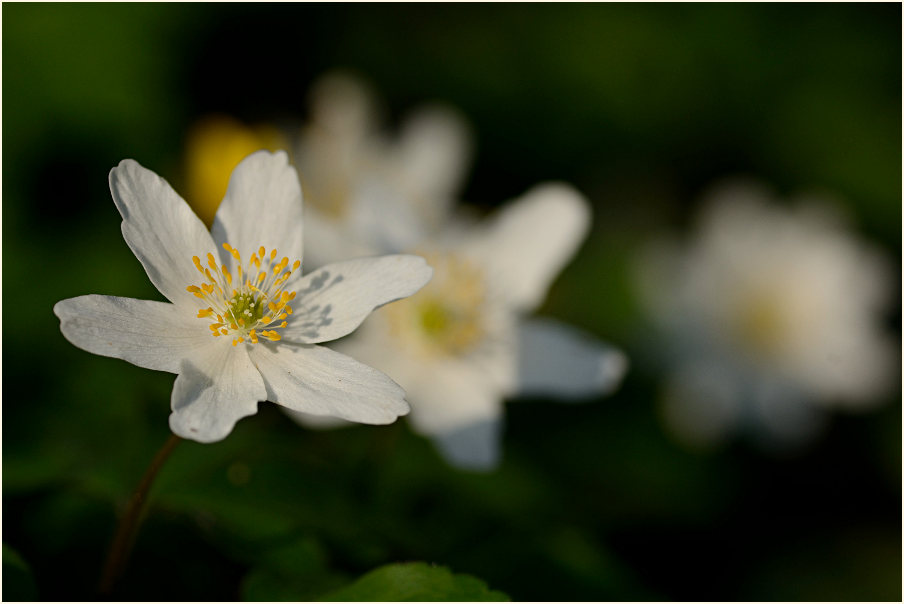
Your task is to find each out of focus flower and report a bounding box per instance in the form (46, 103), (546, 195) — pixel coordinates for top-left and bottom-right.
(295, 71), (473, 267)
(54, 151), (432, 443)
(292, 184), (628, 470)
(637, 181), (896, 449)
(184, 115), (287, 225)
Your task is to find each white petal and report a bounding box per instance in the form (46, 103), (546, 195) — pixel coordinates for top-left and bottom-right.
(250, 343), (408, 424)
(660, 363), (742, 449)
(281, 255), (432, 343)
(404, 359), (502, 436)
(169, 341), (266, 443)
(54, 295), (209, 373)
(433, 417), (503, 472)
(109, 159), (218, 306)
(394, 105), (472, 220)
(462, 183), (590, 311)
(515, 318), (628, 399)
(210, 150), (304, 268)
(283, 409), (351, 430)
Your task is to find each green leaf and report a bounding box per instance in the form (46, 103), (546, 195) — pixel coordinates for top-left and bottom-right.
(241, 537), (348, 602)
(320, 562), (509, 602)
(3, 544), (38, 601)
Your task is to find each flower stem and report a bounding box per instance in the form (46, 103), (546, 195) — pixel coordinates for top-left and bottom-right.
(98, 433), (181, 596)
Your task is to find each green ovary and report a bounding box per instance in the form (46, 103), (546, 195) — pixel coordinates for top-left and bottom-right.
(228, 292), (265, 326)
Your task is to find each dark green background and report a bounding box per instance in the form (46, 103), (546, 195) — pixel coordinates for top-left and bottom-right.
(3, 3), (901, 601)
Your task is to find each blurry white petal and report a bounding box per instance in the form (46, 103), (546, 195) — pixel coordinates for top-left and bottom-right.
(170, 342), (266, 443)
(752, 380), (827, 448)
(211, 150), (304, 267)
(250, 343), (408, 424)
(395, 105), (472, 216)
(405, 359), (502, 436)
(433, 417), (503, 472)
(53, 295), (208, 373)
(660, 363), (742, 450)
(282, 255), (432, 343)
(308, 71), (378, 138)
(464, 183), (590, 311)
(516, 318), (627, 399)
(109, 159), (218, 306)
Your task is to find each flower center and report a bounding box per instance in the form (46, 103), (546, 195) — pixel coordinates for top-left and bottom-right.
(385, 252), (485, 356)
(186, 243), (300, 346)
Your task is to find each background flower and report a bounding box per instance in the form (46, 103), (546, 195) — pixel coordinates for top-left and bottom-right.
(3, 4), (899, 601)
(636, 181), (896, 449)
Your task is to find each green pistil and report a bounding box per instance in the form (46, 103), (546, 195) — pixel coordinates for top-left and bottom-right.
(228, 291), (265, 325)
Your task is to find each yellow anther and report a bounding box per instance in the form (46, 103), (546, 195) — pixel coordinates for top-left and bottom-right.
(257, 272), (266, 283)
(289, 292), (297, 300)
(186, 285), (201, 293)
(223, 243), (233, 252)
(292, 260), (301, 271)
(261, 315), (272, 323)
(285, 306), (293, 314)
(279, 321), (287, 328)
(259, 246), (266, 258)
(270, 249), (277, 261)
(207, 253), (217, 270)
(268, 302), (278, 313)
(193, 256), (204, 272)
(277, 313), (287, 320)
(198, 308), (214, 318)
(232, 337), (244, 346)
(238, 318), (245, 327)
(230, 322), (238, 330)
(220, 329), (229, 335)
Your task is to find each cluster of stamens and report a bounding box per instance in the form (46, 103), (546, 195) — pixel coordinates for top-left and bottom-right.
(385, 251), (486, 356)
(186, 243), (301, 346)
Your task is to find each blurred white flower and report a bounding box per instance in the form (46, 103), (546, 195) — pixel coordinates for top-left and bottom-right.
(295, 71), (473, 267)
(290, 184), (628, 470)
(54, 151), (432, 443)
(637, 181), (896, 449)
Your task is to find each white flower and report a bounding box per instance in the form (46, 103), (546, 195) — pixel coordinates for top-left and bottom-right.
(295, 71), (473, 268)
(292, 184), (628, 470)
(637, 181), (895, 448)
(53, 151), (432, 443)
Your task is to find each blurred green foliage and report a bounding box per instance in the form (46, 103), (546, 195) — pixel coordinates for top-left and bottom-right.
(3, 3), (900, 601)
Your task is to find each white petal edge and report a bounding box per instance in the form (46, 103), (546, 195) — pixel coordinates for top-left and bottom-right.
(109, 159), (219, 307)
(169, 341), (266, 443)
(281, 254), (433, 344)
(54, 295), (210, 373)
(515, 318), (628, 400)
(250, 343), (408, 424)
(395, 104), (473, 216)
(462, 183), (591, 312)
(433, 417), (503, 472)
(404, 358), (502, 436)
(210, 150), (305, 269)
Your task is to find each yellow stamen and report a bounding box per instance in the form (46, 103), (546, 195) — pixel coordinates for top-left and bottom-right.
(190, 242), (300, 345)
